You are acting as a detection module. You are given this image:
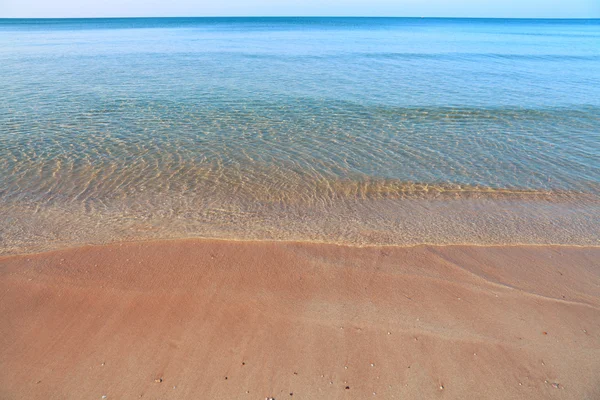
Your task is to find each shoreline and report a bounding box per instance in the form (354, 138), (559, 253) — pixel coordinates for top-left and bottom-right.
(3, 193), (599, 257)
(3, 235), (600, 260)
(2, 238), (599, 399)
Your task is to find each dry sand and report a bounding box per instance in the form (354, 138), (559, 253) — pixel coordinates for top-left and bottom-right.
(1, 239), (599, 399)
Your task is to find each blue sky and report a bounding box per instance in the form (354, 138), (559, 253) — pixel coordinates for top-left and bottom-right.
(1, 0), (599, 18)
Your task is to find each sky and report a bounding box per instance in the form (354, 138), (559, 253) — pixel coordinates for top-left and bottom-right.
(1, 0), (599, 19)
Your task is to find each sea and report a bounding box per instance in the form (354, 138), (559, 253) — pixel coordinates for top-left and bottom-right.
(0, 17), (599, 253)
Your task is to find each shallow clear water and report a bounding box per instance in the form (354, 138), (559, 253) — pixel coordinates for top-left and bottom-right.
(1, 18), (599, 253)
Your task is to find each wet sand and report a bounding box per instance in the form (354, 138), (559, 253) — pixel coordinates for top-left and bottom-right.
(1, 239), (599, 399)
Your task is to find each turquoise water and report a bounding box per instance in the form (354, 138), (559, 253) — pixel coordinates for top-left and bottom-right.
(1, 18), (599, 253)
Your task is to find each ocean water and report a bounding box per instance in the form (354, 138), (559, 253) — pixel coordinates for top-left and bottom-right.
(1, 17), (599, 253)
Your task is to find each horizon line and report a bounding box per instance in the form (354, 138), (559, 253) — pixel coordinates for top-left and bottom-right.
(1, 16), (600, 20)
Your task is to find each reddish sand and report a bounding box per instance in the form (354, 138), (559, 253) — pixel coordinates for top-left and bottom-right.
(1, 239), (599, 399)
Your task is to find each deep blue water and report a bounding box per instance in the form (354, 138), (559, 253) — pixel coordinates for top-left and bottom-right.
(0, 18), (599, 252)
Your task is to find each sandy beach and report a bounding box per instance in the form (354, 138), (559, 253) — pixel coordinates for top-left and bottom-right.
(2, 12), (600, 400)
(1, 239), (599, 399)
